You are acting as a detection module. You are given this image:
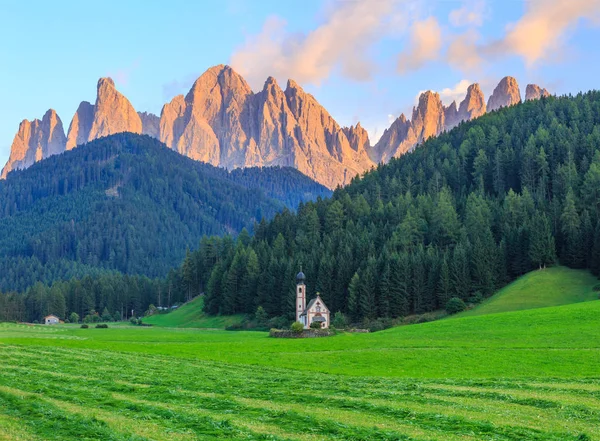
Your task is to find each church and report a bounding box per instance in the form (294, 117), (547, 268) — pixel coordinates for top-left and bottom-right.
(295, 271), (330, 329)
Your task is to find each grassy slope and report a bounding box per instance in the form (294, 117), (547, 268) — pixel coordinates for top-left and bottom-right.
(143, 296), (244, 328)
(458, 266), (598, 318)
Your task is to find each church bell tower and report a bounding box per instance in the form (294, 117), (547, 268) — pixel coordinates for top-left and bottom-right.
(296, 270), (306, 324)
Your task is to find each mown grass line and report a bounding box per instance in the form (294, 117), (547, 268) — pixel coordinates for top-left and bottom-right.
(0, 356), (591, 441)
(1, 343), (598, 440)
(0, 389), (149, 441)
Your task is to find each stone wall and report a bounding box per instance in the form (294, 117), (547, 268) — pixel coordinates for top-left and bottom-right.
(269, 329), (334, 338)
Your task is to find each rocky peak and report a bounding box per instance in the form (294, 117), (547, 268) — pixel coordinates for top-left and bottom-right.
(444, 101), (460, 130)
(66, 101), (95, 150)
(487, 76), (521, 112)
(1, 109), (67, 179)
(525, 84), (550, 101)
(457, 83), (486, 122)
(138, 112), (160, 138)
(158, 95), (187, 151)
(412, 91), (445, 143)
(369, 113), (416, 163)
(88, 76), (142, 141)
(342, 123), (370, 153)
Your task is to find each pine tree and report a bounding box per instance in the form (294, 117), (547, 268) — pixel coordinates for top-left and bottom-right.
(560, 191), (583, 267)
(347, 273), (361, 321)
(528, 212), (556, 269)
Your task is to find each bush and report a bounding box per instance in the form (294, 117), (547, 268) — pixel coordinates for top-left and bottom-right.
(129, 317), (138, 325)
(446, 297), (467, 314)
(33, 320), (39, 324)
(467, 291), (484, 304)
(332, 311), (347, 329)
(290, 321), (304, 333)
(254, 306), (269, 327)
(69, 312), (80, 324)
(310, 321), (322, 330)
(268, 315), (289, 329)
(80, 324), (89, 329)
(95, 324), (108, 329)
(592, 283), (600, 292)
(101, 307), (113, 322)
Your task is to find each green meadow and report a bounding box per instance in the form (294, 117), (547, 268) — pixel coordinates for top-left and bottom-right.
(1, 268), (600, 440)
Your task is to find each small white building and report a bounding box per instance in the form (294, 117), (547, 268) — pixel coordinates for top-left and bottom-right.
(43, 315), (60, 325)
(295, 271), (330, 329)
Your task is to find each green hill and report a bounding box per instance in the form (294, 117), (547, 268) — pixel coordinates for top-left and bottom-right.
(0, 133), (330, 292)
(457, 266), (599, 317)
(144, 296), (244, 328)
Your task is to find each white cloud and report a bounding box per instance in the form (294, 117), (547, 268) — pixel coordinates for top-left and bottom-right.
(448, 0), (600, 71)
(487, 0), (600, 66)
(397, 17), (442, 74)
(230, 0), (405, 89)
(449, 0), (486, 27)
(447, 30), (483, 72)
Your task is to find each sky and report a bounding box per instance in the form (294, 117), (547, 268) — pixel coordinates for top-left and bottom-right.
(1, 0), (600, 166)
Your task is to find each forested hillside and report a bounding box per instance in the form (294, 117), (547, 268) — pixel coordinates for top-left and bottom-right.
(0, 133), (330, 292)
(169, 92), (600, 322)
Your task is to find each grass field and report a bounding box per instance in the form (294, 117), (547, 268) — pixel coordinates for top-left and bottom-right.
(458, 266), (599, 317)
(143, 297), (244, 328)
(1, 268), (599, 440)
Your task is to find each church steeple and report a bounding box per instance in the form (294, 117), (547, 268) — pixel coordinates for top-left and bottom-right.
(296, 268), (306, 324)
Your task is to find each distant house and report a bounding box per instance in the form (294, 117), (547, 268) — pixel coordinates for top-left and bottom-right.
(295, 271), (330, 329)
(43, 315), (60, 325)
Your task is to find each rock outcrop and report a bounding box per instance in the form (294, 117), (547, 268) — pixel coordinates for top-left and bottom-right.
(487, 76), (521, 112)
(138, 112), (160, 138)
(66, 101), (94, 150)
(411, 91), (445, 144)
(369, 114), (416, 163)
(66, 78), (142, 150)
(457, 83), (486, 123)
(444, 101), (460, 131)
(525, 84), (550, 101)
(342, 123), (370, 153)
(1, 110), (66, 179)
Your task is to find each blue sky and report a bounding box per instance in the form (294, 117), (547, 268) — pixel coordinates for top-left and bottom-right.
(1, 0), (600, 165)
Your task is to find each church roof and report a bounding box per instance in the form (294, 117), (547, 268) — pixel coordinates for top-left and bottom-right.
(299, 295), (328, 316)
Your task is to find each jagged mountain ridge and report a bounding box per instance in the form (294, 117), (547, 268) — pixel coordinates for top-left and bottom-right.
(1, 67), (550, 187)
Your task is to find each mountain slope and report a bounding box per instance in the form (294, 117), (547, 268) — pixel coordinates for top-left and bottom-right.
(0, 132), (330, 291)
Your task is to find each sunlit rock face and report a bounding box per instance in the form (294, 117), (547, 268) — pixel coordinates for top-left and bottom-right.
(487, 76), (522, 112)
(1, 109), (66, 178)
(525, 84), (550, 101)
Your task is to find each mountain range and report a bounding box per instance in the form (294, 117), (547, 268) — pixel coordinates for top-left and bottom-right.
(1, 65), (550, 188)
